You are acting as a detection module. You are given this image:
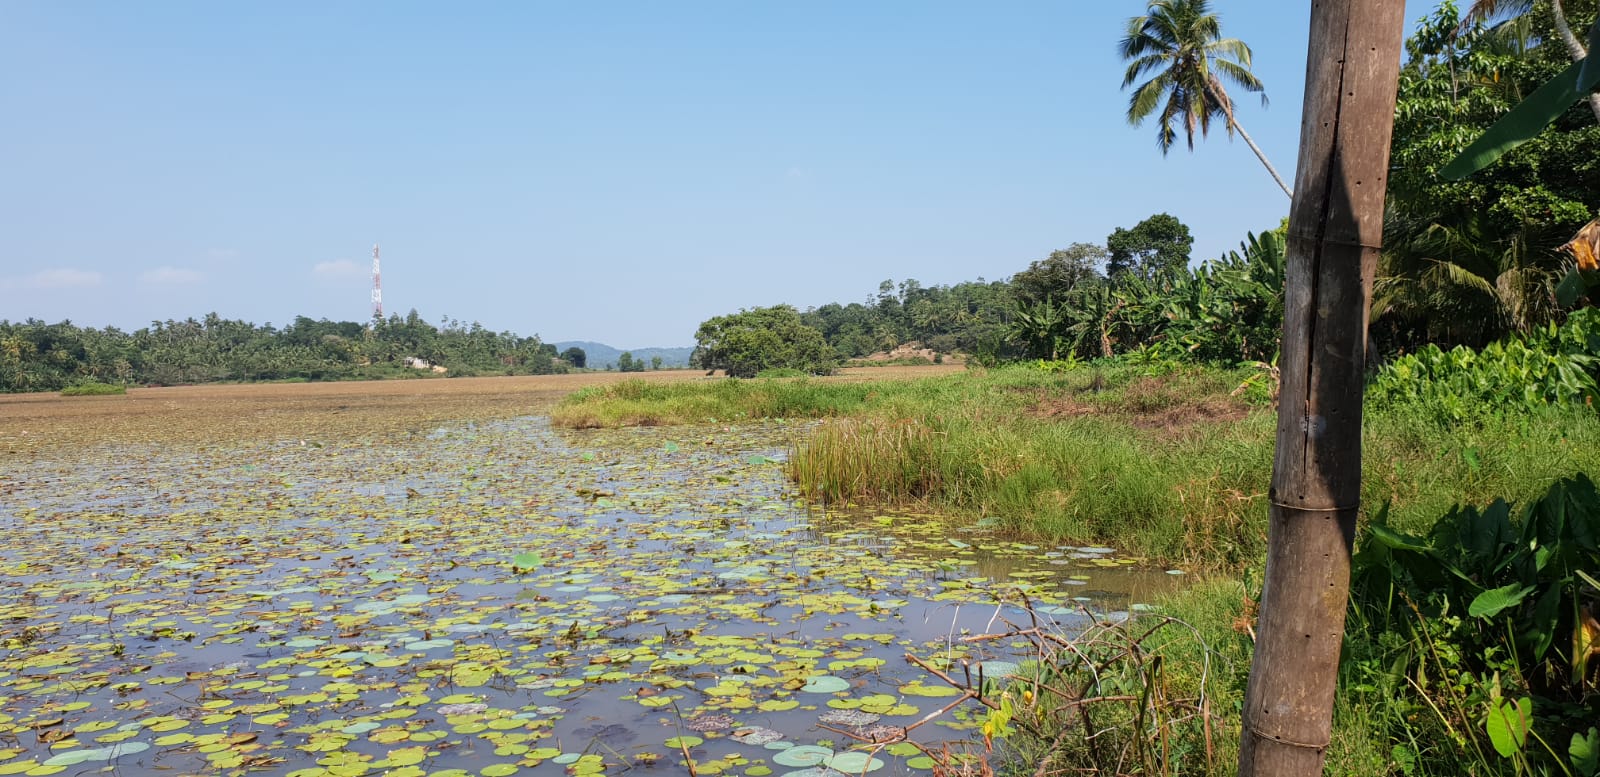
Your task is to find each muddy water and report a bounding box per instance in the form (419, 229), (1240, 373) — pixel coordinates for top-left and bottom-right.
(0, 417), (1175, 776)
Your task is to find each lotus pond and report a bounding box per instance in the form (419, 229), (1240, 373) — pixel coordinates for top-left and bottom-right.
(0, 415), (1176, 776)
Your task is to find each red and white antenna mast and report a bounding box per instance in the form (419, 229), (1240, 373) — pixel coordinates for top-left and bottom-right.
(371, 243), (383, 319)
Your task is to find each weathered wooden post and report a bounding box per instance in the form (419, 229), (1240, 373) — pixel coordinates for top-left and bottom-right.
(1237, 2), (1406, 775)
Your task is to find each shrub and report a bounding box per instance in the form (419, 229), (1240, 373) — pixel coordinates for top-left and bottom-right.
(60, 382), (126, 396)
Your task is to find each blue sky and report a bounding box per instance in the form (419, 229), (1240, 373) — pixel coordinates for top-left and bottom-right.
(1, 1), (1430, 347)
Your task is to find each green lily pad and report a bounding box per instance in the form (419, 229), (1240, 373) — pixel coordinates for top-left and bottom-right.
(826, 752), (884, 773)
(800, 675), (850, 694)
(771, 746), (833, 767)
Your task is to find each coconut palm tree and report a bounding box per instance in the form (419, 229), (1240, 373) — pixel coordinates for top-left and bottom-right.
(1119, 0), (1292, 197)
(1374, 216), (1565, 346)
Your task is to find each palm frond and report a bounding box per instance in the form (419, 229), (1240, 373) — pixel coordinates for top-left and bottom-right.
(1123, 52), (1172, 87)
(1424, 259), (1499, 298)
(1212, 58), (1264, 93)
(1457, 0), (1535, 35)
(1157, 90), (1184, 153)
(1128, 75), (1173, 124)
(1208, 37), (1252, 65)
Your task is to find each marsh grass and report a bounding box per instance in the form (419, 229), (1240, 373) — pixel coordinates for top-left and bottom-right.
(553, 365), (1600, 570)
(550, 376), (912, 428)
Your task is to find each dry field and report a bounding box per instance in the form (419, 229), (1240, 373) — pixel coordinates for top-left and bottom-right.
(0, 365), (965, 459)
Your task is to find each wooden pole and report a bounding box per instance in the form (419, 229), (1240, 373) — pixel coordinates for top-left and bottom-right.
(1237, 2), (1406, 775)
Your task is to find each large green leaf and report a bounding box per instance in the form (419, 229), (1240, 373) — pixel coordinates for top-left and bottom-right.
(1528, 585), (1563, 661)
(1441, 59), (1589, 180)
(1369, 522), (1431, 553)
(1469, 583), (1535, 618)
(1571, 727), (1599, 777)
(1486, 696), (1533, 758)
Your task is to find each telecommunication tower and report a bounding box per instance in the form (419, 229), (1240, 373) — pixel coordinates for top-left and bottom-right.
(371, 244), (383, 319)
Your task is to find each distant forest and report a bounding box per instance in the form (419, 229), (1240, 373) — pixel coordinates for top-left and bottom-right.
(0, 310), (568, 393)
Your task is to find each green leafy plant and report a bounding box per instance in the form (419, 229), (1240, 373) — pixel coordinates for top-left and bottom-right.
(1349, 474), (1600, 775)
(1369, 308), (1600, 424)
(60, 382), (126, 396)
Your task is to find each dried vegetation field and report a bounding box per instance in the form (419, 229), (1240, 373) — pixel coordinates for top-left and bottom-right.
(0, 367), (963, 459)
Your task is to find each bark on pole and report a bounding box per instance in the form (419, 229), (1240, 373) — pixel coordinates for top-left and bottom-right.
(1237, 2), (1406, 776)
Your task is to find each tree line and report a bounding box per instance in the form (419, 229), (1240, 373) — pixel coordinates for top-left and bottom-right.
(691, 211), (1284, 376)
(0, 310), (569, 393)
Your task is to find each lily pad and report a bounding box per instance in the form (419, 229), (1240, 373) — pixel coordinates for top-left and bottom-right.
(800, 675), (851, 694)
(826, 752), (884, 773)
(772, 746), (834, 768)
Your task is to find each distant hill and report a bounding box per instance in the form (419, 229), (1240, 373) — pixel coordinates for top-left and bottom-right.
(553, 341), (695, 369)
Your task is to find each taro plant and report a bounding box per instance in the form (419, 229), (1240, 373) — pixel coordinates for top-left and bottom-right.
(1368, 308), (1600, 424)
(1348, 474), (1600, 775)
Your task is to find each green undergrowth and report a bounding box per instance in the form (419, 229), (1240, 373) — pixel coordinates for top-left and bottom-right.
(1126, 579), (1461, 776)
(1337, 475), (1600, 776)
(959, 578), (1256, 776)
(60, 382), (126, 396)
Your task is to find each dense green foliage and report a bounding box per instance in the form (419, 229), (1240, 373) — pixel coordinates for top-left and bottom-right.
(1107, 212), (1195, 282)
(1347, 477), (1600, 775)
(0, 310), (567, 393)
(690, 305), (838, 378)
(1371, 308), (1600, 423)
(781, 212), (1284, 367)
(800, 278), (1015, 359)
(1010, 243), (1107, 306)
(1377, 0), (1600, 350)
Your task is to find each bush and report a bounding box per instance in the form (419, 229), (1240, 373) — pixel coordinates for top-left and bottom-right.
(60, 382), (126, 396)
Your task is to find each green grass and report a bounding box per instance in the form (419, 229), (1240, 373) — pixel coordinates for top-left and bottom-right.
(550, 376), (909, 428)
(60, 382), (126, 396)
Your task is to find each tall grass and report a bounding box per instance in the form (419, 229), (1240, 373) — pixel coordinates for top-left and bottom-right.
(784, 365), (1600, 568)
(784, 366), (1272, 565)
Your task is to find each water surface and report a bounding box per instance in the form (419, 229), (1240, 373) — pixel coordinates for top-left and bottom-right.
(0, 417), (1172, 776)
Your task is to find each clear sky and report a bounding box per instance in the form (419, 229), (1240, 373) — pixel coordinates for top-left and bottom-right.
(1, 1), (1431, 348)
